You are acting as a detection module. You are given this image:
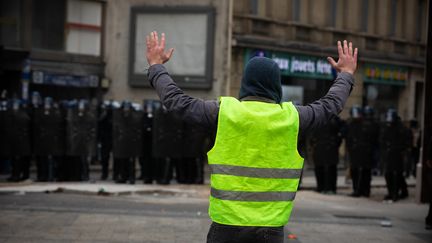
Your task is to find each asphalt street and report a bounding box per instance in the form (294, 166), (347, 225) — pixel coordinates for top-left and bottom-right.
(0, 184), (430, 243)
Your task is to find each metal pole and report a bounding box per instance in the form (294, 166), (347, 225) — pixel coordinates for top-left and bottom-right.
(420, 0), (432, 203)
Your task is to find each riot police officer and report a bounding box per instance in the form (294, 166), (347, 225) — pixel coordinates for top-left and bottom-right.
(346, 105), (379, 197)
(64, 99), (97, 181)
(380, 109), (410, 202)
(0, 95), (11, 175)
(32, 97), (65, 181)
(139, 100), (157, 184)
(180, 121), (209, 184)
(7, 99), (32, 181)
(98, 100), (113, 180)
(112, 101), (143, 184)
(310, 115), (343, 194)
(152, 104), (182, 184)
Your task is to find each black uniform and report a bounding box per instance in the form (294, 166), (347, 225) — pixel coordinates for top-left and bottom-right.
(112, 103), (143, 184)
(380, 119), (410, 201)
(7, 101), (32, 181)
(64, 101), (97, 181)
(32, 103), (65, 181)
(139, 100), (157, 184)
(179, 121), (209, 184)
(0, 100), (11, 175)
(310, 116), (343, 193)
(152, 107), (183, 184)
(346, 117), (379, 197)
(98, 102), (113, 180)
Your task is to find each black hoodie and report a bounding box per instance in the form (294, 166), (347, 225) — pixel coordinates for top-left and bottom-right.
(238, 57), (282, 103)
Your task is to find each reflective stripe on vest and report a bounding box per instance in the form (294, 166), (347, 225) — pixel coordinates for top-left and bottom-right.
(209, 164), (302, 179)
(207, 97), (304, 227)
(211, 187), (297, 202)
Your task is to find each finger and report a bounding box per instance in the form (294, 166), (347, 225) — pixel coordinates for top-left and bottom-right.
(160, 33), (166, 50)
(149, 32), (155, 47)
(327, 57), (337, 68)
(166, 48), (174, 59)
(354, 48), (358, 63)
(343, 40), (348, 55)
(337, 41), (343, 57)
(349, 42), (353, 56)
(154, 31), (159, 46)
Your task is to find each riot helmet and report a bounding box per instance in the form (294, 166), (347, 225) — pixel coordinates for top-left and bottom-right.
(121, 100), (132, 117)
(1, 90), (7, 100)
(385, 108), (398, 123)
(12, 99), (21, 111)
(31, 91), (42, 108)
(0, 100), (8, 111)
(363, 106), (375, 119)
(350, 105), (362, 119)
(122, 100), (132, 111)
(112, 101), (121, 109)
(132, 103), (142, 111)
(44, 97), (53, 114)
(144, 100), (154, 118)
(78, 99), (88, 116)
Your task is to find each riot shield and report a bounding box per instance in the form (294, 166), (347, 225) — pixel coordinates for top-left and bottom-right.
(0, 107), (11, 157)
(9, 109), (32, 156)
(32, 108), (65, 156)
(112, 109), (143, 158)
(65, 108), (97, 156)
(182, 121), (209, 158)
(152, 109), (183, 159)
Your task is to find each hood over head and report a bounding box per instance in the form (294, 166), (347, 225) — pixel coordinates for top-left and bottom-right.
(238, 57), (282, 103)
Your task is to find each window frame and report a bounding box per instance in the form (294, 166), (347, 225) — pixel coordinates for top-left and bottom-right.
(128, 6), (215, 89)
(26, 0), (105, 62)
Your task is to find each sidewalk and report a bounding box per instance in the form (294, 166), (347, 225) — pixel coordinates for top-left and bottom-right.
(0, 168), (417, 196)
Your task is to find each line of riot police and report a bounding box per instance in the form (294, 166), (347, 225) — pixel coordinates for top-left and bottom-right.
(0, 92), (209, 185)
(309, 106), (414, 202)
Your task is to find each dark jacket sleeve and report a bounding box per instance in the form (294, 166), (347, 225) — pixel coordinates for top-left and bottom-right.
(147, 64), (219, 131)
(295, 72), (354, 136)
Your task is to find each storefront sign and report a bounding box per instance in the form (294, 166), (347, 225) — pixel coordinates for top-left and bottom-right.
(32, 71), (99, 88)
(245, 49), (334, 80)
(364, 64), (408, 86)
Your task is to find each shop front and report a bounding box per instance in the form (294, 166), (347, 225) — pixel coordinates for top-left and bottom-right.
(362, 63), (408, 121)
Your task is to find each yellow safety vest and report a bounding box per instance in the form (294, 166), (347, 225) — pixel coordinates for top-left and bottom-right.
(207, 97), (304, 227)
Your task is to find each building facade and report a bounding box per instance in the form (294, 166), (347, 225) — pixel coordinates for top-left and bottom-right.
(230, 0), (428, 121)
(0, 0), (107, 100)
(1, 0), (427, 121)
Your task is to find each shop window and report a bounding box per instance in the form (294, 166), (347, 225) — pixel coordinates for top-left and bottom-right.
(129, 6), (215, 89)
(0, 0), (21, 47)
